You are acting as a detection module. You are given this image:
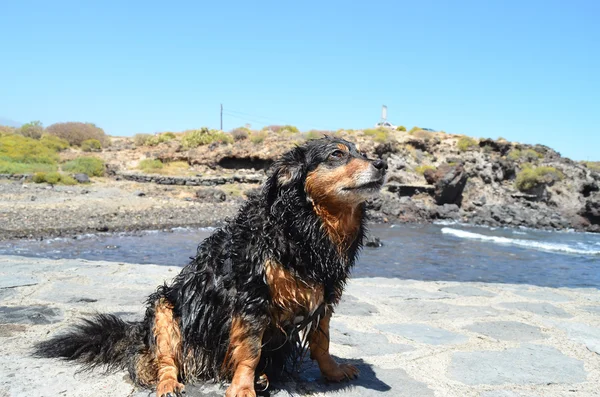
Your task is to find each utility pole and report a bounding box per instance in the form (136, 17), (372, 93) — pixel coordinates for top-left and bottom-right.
(220, 104), (223, 131)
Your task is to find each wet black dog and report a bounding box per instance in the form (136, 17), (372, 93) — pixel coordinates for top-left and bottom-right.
(35, 137), (387, 397)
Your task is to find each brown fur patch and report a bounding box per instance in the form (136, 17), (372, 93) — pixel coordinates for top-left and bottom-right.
(222, 317), (264, 394)
(305, 158), (369, 251)
(264, 260), (324, 323)
(153, 299), (184, 396)
(134, 348), (158, 387)
(309, 311), (360, 381)
(309, 311), (332, 362)
(336, 143), (349, 152)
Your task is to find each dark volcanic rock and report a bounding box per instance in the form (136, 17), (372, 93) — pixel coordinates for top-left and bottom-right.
(430, 204), (460, 220)
(365, 236), (383, 248)
(424, 164), (468, 205)
(497, 159), (516, 180)
(405, 138), (429, 152)
(479, 138), (511, 155)
(374, 142), (399, 158)
(73, 173), (90, 184)
(581, 193), (600, 225)
(195, 188), (227, 202)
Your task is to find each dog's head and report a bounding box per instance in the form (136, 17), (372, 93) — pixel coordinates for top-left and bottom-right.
(265, 137), (387, 209)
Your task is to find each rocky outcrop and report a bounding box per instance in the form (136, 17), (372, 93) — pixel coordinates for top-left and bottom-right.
(424, 164), (468, 205)
(83, 130), (600, 233)
(581, 193), (600, 225)
(479, 138), (511, 155)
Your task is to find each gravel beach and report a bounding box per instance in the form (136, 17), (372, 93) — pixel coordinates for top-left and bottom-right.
(1, 255), (599, 397)
(0, 179), (240, 240)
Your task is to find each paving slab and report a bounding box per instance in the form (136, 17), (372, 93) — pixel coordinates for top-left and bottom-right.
(1, 255), (599, 397)
(331, 321), (414, 356)
(553, 322), (600, 354)
(335, 294), (380, 316)
(511, 288), (571, 302)
(464, 321), (546, 342)
(581, 305), (600, 315)
(439, 285), (496, 297)
(387, 300), (501, 321)
(449, 344), (587, 385)
(376, 323), (468, 345)
(500, 302), (572, 318)
(0, 305), (63, 325)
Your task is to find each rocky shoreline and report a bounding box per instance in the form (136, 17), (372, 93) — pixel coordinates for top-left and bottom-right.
(1, 131), (600, 241)
(1, 255), (599, 396)
(0, 179), (239, 240)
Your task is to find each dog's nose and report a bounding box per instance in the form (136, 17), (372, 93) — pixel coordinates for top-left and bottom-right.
(372, 159), (387, 170)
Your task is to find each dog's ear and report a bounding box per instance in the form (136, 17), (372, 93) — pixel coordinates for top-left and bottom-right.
(264, 145), (306, 207)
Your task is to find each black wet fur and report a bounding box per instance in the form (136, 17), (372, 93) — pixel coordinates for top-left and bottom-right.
(33, 137), (380, 388)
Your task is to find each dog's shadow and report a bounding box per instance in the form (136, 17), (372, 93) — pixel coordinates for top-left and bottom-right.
(273, 356), (391, 396)
(184, 356), (390, 396)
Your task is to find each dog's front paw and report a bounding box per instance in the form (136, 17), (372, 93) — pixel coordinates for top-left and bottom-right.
(225, 383), (256, 397)
(322, 363), (360, 382)
(157, 378), (185, 397)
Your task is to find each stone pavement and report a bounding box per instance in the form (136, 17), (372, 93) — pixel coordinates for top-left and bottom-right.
(1, 255), (599, 397)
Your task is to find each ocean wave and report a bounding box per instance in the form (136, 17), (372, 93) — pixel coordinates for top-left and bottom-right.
(441, 227), (600, 256)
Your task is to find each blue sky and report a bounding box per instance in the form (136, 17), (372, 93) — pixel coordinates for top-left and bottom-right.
(1, 0), (598, 160)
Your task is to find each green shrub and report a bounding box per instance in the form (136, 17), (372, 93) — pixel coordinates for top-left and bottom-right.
(32, 172), (47, 183)
(46, 122), (109, 146)
(280, 125), (299, 134)
(61, 157), (105, 177)
(150, 132), (176, 145)
(161, 132), (176, 140)
(408, 126), (420, 134)
(249, 130), (267, 144)
(230, 127), (250, 141)
(60, 174), (78, 185)
(0, 160), (57, 174)
(0, 134), (59, 164)
(457, 136), (478, 152)
(36, 172), (60, 184)
(138, 159), (164, 172)
(33, 172), (77, 185)
(181, 128), (233, 149)
(415, 165), (435, 175)
(16, 121), (44, 139)
(507, 148), (543, 162)
(396, 125), (407, 132)
(583, 161), (600, 172)
(134, 133), (153, 146)
(363, 128), (390, 143)
(515, 165), (564, 192)
(40, 134), (70, 151)
(81, 139), (102, 152)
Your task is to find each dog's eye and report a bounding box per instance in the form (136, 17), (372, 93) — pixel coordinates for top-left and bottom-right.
(360, 151), (368, 158)
(329, 150), (345, 159)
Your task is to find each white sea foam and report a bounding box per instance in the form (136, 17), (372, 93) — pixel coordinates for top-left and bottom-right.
(441, 227), (600, 256)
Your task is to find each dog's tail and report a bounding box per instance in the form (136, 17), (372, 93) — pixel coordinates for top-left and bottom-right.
(34, 313), (144, 371)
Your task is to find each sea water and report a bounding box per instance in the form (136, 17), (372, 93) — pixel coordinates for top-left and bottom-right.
(1, 223), (599, 288)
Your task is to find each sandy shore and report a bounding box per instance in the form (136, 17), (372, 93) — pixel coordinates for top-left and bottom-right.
(1, 255), (599, 396)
